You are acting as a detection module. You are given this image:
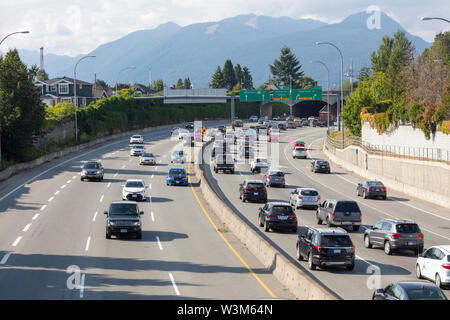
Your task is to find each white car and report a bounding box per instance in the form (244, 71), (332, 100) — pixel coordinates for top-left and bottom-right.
(178, 129), (190, 140)
(139, 152), (156, 165)
(130, 145), (145, 156)
(289, 188), (321, 209)
(416, 245), (450, 288)
(122, 179), (147, 201)
(224, 134), (234, 145)
(293, 147), (307, 159)
(130, 134), (144, 144)
(171, 150), (187, 164)
(251, 157), (269, 173)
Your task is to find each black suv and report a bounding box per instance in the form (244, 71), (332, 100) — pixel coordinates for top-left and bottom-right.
(311, 160), (330, 174)
(364, 219), (424, 255)
(105, 201), (144, 239)
(258, 202), (297, 233)
(239, 180), (267, 203)
(214, 154), (235, 174)
(296, 227), (355, 270)
(81, 160), (104, 181)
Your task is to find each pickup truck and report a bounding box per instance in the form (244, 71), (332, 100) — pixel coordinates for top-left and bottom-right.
(316, 200), (362, 231)
(214, 154), (235, 174)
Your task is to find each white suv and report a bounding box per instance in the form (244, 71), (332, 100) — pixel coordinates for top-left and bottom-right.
(416, 245), (450, 288)
(130, 135), (144, 144)
(122, 179), (147, 202)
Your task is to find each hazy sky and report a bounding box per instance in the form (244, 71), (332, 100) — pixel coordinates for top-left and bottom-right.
(0, 0), (448, 56)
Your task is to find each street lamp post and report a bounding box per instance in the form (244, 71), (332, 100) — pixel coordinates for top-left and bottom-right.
(115, 66), (136, 96)
(316, 41), (345, 146)
(74, 55), (96, 142)
(312, 61), (330, 130)
(0, 30), (30, 164)
(421, 17), (450, 23)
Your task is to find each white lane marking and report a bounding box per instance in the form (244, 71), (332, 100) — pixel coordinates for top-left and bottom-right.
(93, 211), (98, 222)
(22, 224), (32, 232)
(48, 197), (54, 202)
(40, 205), (47, 211)
(85, 237), (91, 251)
(0, 253), (11, 265)
(99, 195), (104, 203)
(61, 185), (66, 189)
(151, 174), (154, 179)
(54, 191), (60, 195)
(151, 211), (155, 222)
(121, 165), (126, 169)
(148, 184), (152, 190)
(80, 273), (85, 298)
(169, 273), (180, 296)
(67, 180), (72, 184)
(107, 182), (111, 188)
(32, 213), (40, 220)
(114, 173), (118, 178)
(155, 167), (158, 171)
(72, 176), (77, 179)
(12, 236), (22, 247)
(156, 236), (163, 250)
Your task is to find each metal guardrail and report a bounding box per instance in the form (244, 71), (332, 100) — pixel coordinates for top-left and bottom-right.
(326, 132), (450, 165)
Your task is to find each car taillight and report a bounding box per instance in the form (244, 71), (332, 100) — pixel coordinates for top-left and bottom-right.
(418, 233), (424, 238)
(267, 214), (275, 218)
(316, 164), (320, 167)
(317, 195), (321, 200)
(288, 215), (297, 219)
(442, 263), (450, 270)
(392, 233), (402, 239)
(382, 188), (387, 191)
(315, 245), (322, 253)
(298, 195), (302, 199)
(351, 246), (355, 253)
(368, 188), (374, 191)
(331, 212), (335, 219)
(360, 212), (362, 218)
(267, 175), (270, 179)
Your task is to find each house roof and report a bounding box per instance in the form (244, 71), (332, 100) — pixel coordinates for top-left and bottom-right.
(39, 77), (93, 86)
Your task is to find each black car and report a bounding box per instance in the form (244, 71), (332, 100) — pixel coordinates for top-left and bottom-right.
(185, 122), (194, 129)
(296, 227), (355, 270)
(81, 160), (104, 181)
(372, 281), (447, 300)
(105, 201), (144, 239)
(311, 160), (331, 173)
(258, 202), (297, 232)
(357, 181), (387, 199)
(239, 180), (267, 203)
(214, 154), (235, 174)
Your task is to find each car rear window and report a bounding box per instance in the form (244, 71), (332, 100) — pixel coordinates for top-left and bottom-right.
(335, 201), (360, 212)
(247, 183), (265, 189)
(406, 288), (447, 300)
(271, 206), (294, 215)
(396, 224), (420, 234)
(301, 190), (319, 196)
(367, 181), (384, 187)
(269, 171), (284, 176)
(143, 153), (153, 157)
(109, 203), (139, 216)
(317, 160), (328, 165)
(321, 235), (352, 247)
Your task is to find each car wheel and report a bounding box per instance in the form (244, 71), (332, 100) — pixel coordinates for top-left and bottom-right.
(259, 216), (264, 227)
(382, 196), (387, 200)
(296, 244), (303, 261)
(81, 177), (84, 181)
(352, 225), (360, 232)
(106, 233), (111, 239)
(435, 273), (443, 288)
(136, 233), (142, 240)
(316, 213), (323, 225)
(308, 252), (316, 270)
(264, 221), (270, 232)
(364, 235), (373, 248)
(346, 263), (355, 271)
(384, 241), (392, 255)
(415, 264), (422, 279)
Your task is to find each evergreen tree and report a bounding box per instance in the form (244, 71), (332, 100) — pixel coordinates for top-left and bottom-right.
(183, 77), (192, 89)
(222, 59), (236, 91)
(234, 64), (243, 86)
(151, 79), (164, 92)
(241, 66), (253, 89)
(211, 66), (224, 88)
(270, 46), (304, 88)
(175, 78), (184, 89)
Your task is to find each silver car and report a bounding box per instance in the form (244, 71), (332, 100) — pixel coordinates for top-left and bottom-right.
(265, 170), (286, 188)
(130, 145), (145, 156)
(171, 150), (187, 164)
(290, 188), (321, 209)
(139, 153), (156, 165)
(293, 147), (307, 159)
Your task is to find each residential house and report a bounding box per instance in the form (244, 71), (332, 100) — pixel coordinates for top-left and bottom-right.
(35, 77), (96, 107)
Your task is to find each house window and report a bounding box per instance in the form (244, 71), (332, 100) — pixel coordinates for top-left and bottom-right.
(59, 83), (69, 94)
(61, 97), (72, 103)
(50, 85), (57, 92)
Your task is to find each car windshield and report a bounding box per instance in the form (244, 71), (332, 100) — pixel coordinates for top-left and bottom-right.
(170, 169), (186, 175)
(83, 162), (99, 169)
(132, 135), (141, 139)
(396, 224), (420, 234)
(125, 181), (144, 188)
(109, 203), (139, 216)
(367, 181), (384, 187)
(142, 153), (154, 157)
(134, 146), (144, 149)
(271, 206), (294, 215)
(247, 183), (264, 189)
(321, 235), (352, 247)
(256, 159), (267, 163)
(301, 190), (319, 196)
(406, 287), (447, 300)
(335, 202), (360, 212)
(295, 148), (305, 151)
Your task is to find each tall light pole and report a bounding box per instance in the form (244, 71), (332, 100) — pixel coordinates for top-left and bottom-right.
(0, 30), (30, 163)
(115, 66), (136, 96)
(312, 60), (330, 129)
(74, 55), (96, 142)
(148, 68), (152, 88)
(316, 41), (344, 145)
(421, 17), (450, 23)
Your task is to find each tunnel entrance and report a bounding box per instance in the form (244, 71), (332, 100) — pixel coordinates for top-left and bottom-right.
(291, 100), (327, 118)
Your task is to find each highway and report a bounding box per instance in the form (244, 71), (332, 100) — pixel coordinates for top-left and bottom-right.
(203, 124), (450, 300)
(0, 122), (294, 300)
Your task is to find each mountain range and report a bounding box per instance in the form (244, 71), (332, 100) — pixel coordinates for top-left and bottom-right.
(2, 11), (431, 89)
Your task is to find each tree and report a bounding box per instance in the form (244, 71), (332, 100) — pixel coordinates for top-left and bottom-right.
(37, 69), (49, 81)
(241, 66), (253, 89)
(95, 79), (109, 89)
(222, 59), (236, 91)
(295, 76), (317, 89)
(0, 49), (45, 161)
(175, 78), (184, 89)
(211, 66), (224, 88)
(234, 64), (243, 86)
(151, 79), (164, 92)
(269, 46), (304, 88)
(183, 77), (192, 89)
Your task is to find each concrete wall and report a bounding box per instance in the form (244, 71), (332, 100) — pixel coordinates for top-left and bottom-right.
(45, 120), (74, 143)
(192, 141), (339, 300)
(323, 141), (450, 209)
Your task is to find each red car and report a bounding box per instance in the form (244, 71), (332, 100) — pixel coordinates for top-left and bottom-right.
(293, 141), (305, 149)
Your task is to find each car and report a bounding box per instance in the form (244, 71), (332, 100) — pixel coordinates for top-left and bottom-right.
(129, 134), (144, 144)
(293, 141), (305, 149)
(311, 160), (331, 173)
(301, 119), (309, 126)
(105, 201), (144, 239)
(178, 129), (190, 140)
(357, 181), (387, 200)
(258, 202), (297, 233)
(278, 122), (287, 130)
(218, 125), (226, 134)
(292, 147), (307, 159)
(290, 188), (321, 209)
(171, 150), (187, 164)
(130, 145), (145, 156)
(235, 119), (244, 127)
(287, 121), (296, 129)
(296, 227), (355, 270)
(316, 200), (362, 231)
(372, 281), (447, 300)
(122, 179), (148, 201)
(250, 157), (269, 173)
(239, 180), (267, 203)
(185, 122), (194, 129)
(183, 135), (195, 147)
(167, 168), (188, 186)
(80, 160), (104, 181)
(139, 152), (156, 165)
(416, 245), (450, 288)
(249, 116), (258, 122)
(214, 154), (235, 174)
(364, 219), (424, 255)
(265, 170), (286, 188)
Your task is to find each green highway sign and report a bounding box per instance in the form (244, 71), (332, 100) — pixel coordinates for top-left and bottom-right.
(291, 87), (322, 101)
(239, 90), (271, 102)
(273, 89), (290, 101)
